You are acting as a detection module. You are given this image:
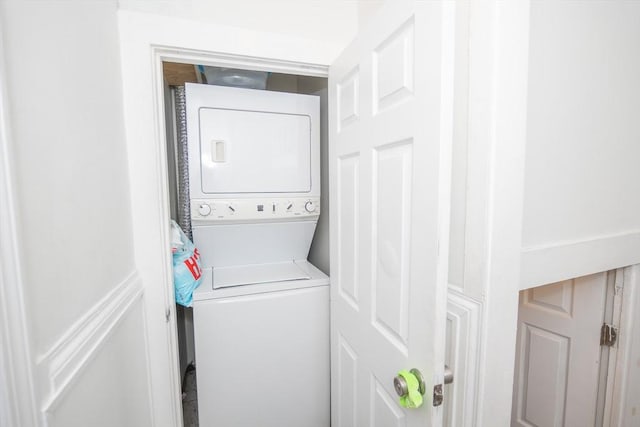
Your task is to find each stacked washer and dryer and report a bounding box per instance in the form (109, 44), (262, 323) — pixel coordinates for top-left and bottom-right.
(183, 83), (329, 427)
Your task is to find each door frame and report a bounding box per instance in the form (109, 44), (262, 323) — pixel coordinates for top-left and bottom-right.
(604, 265), (640, 426)
(118, 10), (332, 426)
(0, 27), (40, 427)
(599, 268), (624, 426)
(462, 1), (530, 425)
(152, 48), (328, 406)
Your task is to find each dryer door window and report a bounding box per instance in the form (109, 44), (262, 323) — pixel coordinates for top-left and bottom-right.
(198, 108), (311, 194)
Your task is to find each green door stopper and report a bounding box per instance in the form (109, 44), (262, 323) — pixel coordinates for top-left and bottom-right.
(395, 369), (424, 408)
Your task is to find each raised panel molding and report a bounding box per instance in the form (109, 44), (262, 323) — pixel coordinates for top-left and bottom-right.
(371, 375), (405, 427)
(523, 279), (574, 317)
(37, 271), (144, 413)
(372, 18), (414, 114)
(515, 325), (569, 427)
(337, 335), (358, 427)
(337, 67), (360, 132)
(445, 288), (482, 427)
(337, 154), (360, 311)
(372, 140), (413, 354)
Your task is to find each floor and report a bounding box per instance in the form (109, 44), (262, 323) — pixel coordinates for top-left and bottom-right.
(182, 368), (199, 427)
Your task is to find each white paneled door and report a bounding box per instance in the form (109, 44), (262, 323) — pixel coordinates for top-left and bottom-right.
(329, 1), (454, 426)
(512, 273), (609, 427)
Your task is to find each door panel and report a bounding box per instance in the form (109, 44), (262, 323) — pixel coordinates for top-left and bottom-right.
(373, 140), (413, 350)
(372, 379), (406, 426)
(330, 1), (455, 425)
(337, 154), (360, 308)
(337, 336), (358, 426)
(373, 20), (414, 114)
(512, 273), (608, 427)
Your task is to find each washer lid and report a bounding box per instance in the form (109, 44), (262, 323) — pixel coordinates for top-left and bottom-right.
(192, 260), (330, 302)
(212, 261), (311, 289)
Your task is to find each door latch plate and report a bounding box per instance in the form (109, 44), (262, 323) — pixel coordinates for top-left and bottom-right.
(433, 384), (443, 407)
(600, 323), (618, 347)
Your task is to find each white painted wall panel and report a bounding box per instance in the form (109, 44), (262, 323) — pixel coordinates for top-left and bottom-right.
(119, 0), (357, 62)
(0, 1), (135, 355)
(46, 304), (151, 427)
(0, 2), (155, 425)
(522, 1), (640, 286)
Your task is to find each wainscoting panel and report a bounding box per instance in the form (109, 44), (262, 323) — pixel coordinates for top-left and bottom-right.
(44, 300), (152, 427)
(35, 271), (153, 426)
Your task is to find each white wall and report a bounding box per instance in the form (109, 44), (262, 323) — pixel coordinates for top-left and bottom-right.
(2, 0), (134, 356)
(119, 0), (358, 62)
(357, 0), (384, 29)
(521, 1), (640, 288)
(0, 1), (152, 425)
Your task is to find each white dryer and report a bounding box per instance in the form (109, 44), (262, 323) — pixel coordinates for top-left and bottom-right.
(185, 83), (329, 427)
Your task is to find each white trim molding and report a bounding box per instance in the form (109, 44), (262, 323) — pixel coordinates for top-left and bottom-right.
(38, 271), (144, 414)
(153, 46), (329, 78)
(117, 10), (333, 427)
(606, 265), (640, 426)
(468, 1), (530, 426)
(0, 25), (39, 427)
(521, 231), (640, 289)
(445, 289), (482, 427)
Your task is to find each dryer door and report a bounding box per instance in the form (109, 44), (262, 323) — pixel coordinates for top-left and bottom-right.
(198, 107), (311, 194)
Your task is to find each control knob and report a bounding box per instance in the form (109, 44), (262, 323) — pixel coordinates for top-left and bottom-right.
(198, 204), (212, 216)
(304, 201), (316, 213)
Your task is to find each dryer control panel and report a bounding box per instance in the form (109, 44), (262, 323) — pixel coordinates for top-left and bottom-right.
(191, 197), (320, 223)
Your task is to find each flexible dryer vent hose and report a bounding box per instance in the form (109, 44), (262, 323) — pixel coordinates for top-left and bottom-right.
(174, 86), (192, 240)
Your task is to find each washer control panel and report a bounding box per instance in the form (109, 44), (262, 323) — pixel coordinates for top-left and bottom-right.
(191, 197), (320, 222)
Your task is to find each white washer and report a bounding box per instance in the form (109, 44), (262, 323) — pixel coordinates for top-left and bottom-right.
(185, 83), (329, 427)
(192, 264), (329, 427)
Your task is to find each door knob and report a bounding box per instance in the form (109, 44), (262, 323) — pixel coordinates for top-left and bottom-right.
(393, 375), (408, 396)
(394, 368), (425, 396)
(393, 368), (425, 408)
(444, 365), (454, 385)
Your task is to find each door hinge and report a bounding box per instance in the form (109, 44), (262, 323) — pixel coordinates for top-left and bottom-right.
(600, 323), (618, 347)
